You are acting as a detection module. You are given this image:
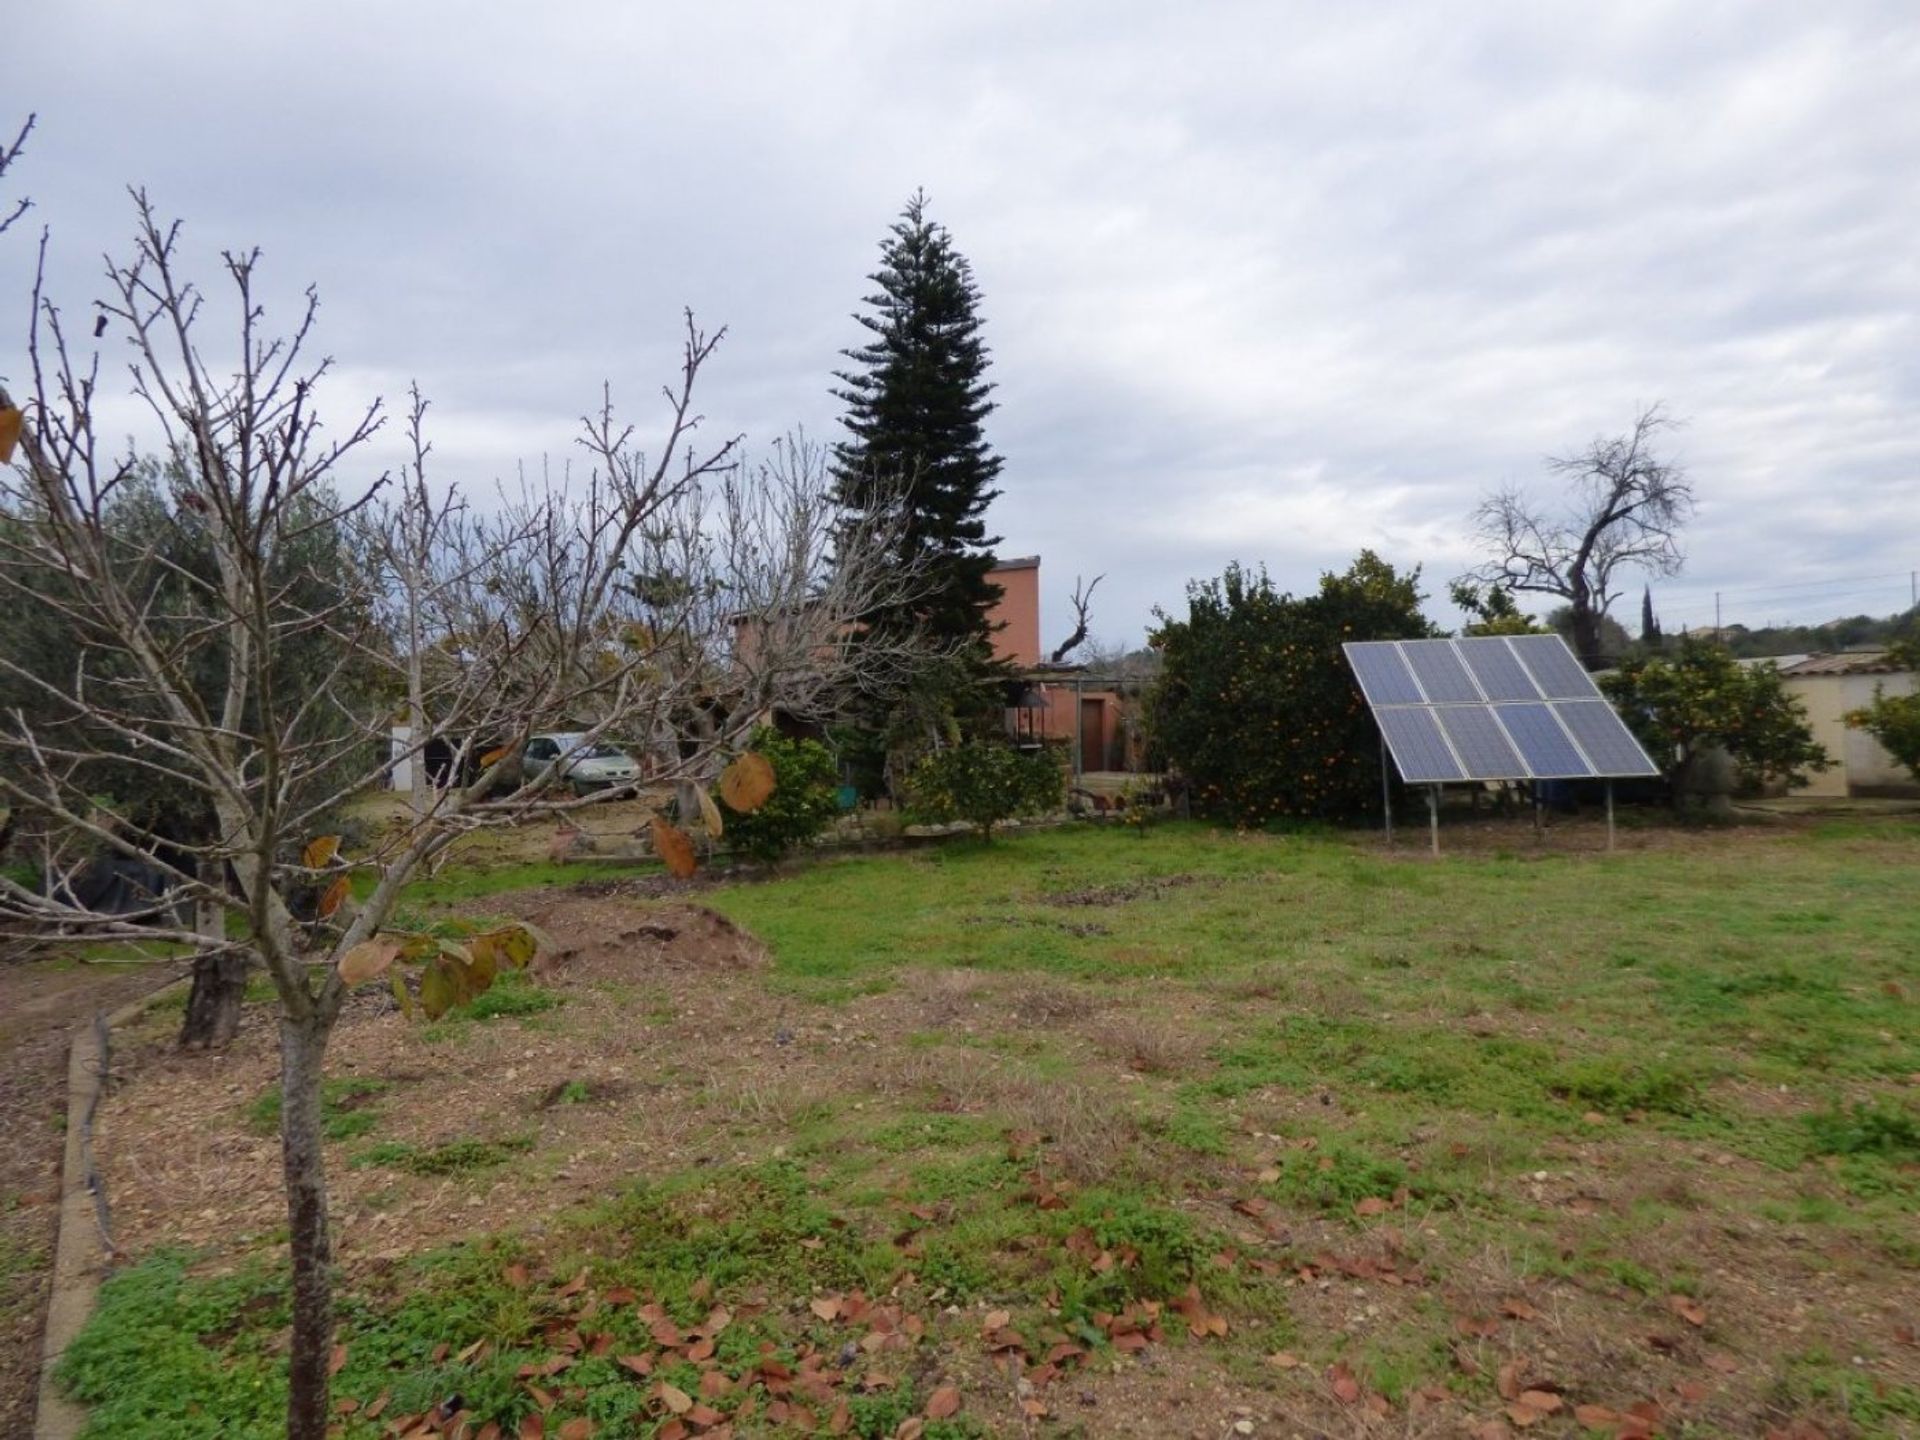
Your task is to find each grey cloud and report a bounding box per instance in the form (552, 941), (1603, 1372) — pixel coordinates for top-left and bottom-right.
(6, 0), (1918, 649)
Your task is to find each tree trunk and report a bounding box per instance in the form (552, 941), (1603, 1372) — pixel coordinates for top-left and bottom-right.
(1570, 601), (1604, 672)
(281, 1012), (336, 1440)
(179, 862), (244, 1049)
(178, 950), (248, 1048)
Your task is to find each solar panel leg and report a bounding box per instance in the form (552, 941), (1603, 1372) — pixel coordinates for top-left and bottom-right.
(1606, 778), (1615, 852)
(1381, 736), (1393, 845)
(1427, 785), (1440, 858)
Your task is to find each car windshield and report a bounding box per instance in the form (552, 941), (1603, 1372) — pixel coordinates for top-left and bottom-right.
(554, 739), (624, 760)
(535, 736), (625, 761)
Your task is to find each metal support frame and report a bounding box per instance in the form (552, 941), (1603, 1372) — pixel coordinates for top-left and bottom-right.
(1380, 735), (1393, 845)
(1377, 726), (1625, 861)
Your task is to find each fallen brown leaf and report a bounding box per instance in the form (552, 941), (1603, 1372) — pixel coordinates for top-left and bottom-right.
(1667, 1294), (1707, 1327)
(1330, 1361), (1362, 1404)
(1497, 1359), (1526, 1401)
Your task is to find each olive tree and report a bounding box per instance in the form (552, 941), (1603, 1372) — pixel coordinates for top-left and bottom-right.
(0, 194), (933, 1439)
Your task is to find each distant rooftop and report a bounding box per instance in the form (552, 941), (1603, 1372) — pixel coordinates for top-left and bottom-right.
(1777, 650), (1907, 677)
(990, 555), (1040, 573)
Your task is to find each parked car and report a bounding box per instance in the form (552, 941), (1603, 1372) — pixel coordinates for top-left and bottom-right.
(524, 733), (641, 797)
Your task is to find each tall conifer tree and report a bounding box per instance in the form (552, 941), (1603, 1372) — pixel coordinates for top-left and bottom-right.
(833, 191), (1004, 665)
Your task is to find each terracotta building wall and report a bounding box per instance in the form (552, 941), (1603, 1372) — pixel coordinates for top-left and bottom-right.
(986, 559), (1042, 667)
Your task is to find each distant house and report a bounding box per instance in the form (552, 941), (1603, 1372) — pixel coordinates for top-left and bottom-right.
(724, 554), (1147, 776)
(986, 556), (1142, 776)
(1773, 651), (1918, 798)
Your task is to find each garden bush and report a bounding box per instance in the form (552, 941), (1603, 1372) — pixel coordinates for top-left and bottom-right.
(719, 727), (843, 862)
(907, 740), (1063, 839)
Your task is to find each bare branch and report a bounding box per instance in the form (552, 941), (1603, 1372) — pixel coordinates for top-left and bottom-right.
(1460, 404), (1691, 667)
(0, 113), (32, 237)
(1049, 573), (1103, 664)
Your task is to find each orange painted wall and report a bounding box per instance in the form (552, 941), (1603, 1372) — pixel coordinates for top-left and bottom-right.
(986, 561), (1042, 667)
(1030, 685), (1123, 770)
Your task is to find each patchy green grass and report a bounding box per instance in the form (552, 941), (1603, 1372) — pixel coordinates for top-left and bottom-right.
(349, 1134), (534, 1177)
(245, 1077), (389, 1143)
(416, 970), (565, 1043)
(64, 816), (1920, 1437)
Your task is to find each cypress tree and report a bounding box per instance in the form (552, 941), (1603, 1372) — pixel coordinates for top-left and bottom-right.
(832, 191), (1004, 664)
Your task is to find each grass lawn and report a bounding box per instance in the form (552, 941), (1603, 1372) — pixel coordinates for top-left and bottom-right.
(59, 817), (1920, 1438)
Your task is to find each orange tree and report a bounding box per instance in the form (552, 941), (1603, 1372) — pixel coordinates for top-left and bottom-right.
(1600, 638), (1830, 800)
(1144, 551), (1434, 824)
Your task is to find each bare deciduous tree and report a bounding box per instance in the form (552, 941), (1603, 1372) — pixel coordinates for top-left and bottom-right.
(1461, 404), (1692, 669)
(0, 196), (936, 1439)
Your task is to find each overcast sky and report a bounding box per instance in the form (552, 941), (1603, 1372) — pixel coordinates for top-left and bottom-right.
(7, 2), (1918, 649)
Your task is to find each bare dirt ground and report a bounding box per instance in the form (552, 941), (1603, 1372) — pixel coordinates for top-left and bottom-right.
(0, 953), (182, 1436)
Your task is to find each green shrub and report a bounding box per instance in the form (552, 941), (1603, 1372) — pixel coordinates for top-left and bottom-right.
(720, 727), (843, 862)
(906, 740), (1063, 839)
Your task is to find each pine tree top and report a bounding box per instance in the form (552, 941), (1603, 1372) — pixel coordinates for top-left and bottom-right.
(830, 192), (1007, 672)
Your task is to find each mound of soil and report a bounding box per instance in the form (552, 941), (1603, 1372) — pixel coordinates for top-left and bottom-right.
(507, 901), (769, 985)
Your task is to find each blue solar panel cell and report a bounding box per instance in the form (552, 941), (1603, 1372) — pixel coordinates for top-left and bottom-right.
(1554, 700), (1661, 776)
(1494, 703), (1592, 778)
(1454, 638), (1541, 701)
(1376, 707), (1464, 782)
(1436, 705), (1528, 779)
(1508, 635), (1601, 699)
(1403, 642), (1483, 703)
(1343, 642), (1424, 705)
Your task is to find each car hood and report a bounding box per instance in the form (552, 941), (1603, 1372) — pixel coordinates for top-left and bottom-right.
(570, 754), (637, 776)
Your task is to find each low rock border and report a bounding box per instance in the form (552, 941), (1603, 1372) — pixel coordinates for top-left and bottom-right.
(34, 976), (189, 1440)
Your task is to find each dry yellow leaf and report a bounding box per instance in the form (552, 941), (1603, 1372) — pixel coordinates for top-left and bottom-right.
(718, 751), (776, 813)
(337, 937), (401, 987)
(301, 834), (341, 869)
(0, 407), (22, 465)
(695, 786), (724, 839)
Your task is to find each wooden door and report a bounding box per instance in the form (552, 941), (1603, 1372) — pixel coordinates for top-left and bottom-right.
(1079, 698), (1103, 773)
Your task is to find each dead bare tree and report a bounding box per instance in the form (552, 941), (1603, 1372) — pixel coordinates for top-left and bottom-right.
(1049, 572), (1103, 664)
(1461, 404), (1692, 669)
(0, 196), (937, 1439)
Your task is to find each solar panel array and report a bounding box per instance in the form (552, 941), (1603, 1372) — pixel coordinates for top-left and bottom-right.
(1342, 635), (1661, 784)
